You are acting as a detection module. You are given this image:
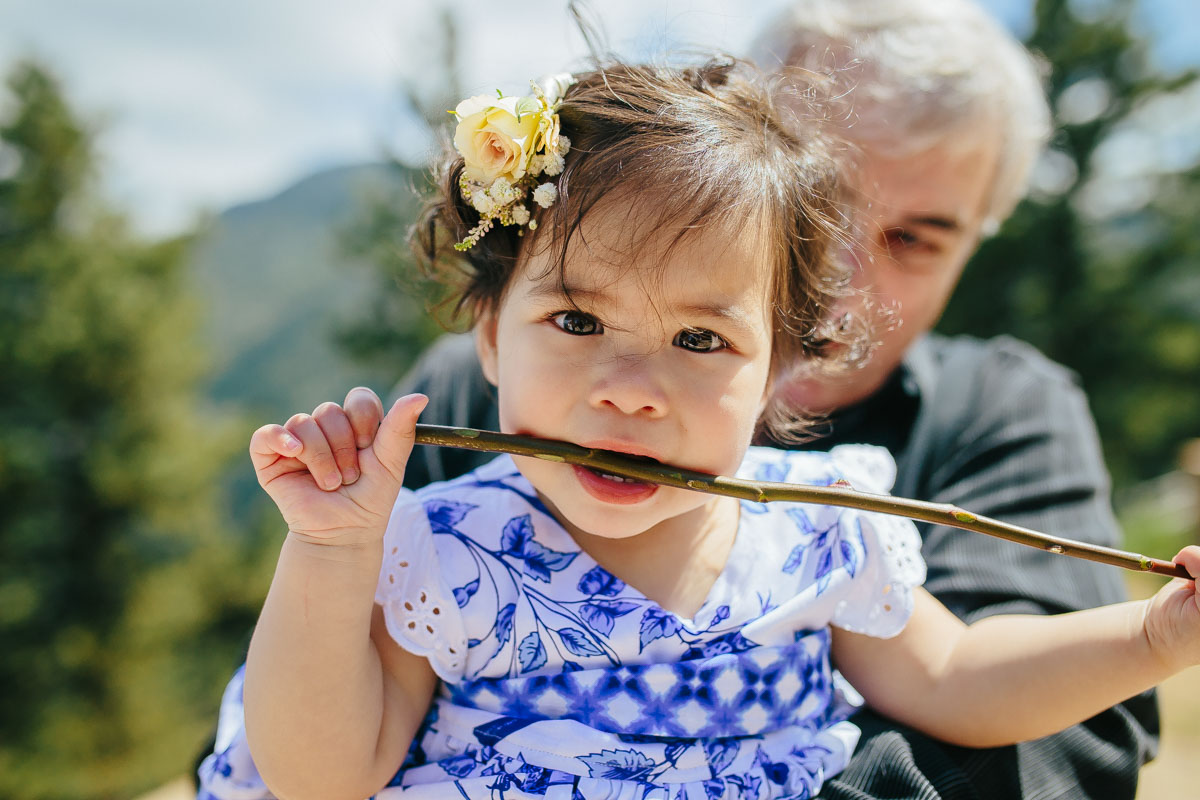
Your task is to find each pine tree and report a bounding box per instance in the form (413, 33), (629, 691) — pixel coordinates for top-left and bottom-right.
(0, 61), (263, 799)
(335, 7), (460, 379)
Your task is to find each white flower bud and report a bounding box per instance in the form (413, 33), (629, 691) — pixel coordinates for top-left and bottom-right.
(541, 152), (565, 177)
(533, 183), (558, 208)
(471, 192), (496, 215)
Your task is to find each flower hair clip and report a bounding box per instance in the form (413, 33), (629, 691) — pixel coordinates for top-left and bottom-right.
(451, 73), (573, 250)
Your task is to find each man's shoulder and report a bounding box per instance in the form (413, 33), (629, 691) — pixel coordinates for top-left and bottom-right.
(920, 332), (1080, 392)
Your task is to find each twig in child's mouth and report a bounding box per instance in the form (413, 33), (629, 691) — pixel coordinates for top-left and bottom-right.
(413, 424), (1189, 579)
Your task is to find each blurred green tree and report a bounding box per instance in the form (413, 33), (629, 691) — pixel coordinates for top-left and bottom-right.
(0, 61), (270, 798)
(335, 6), (459, 378)
(942, 0), (1200, 489)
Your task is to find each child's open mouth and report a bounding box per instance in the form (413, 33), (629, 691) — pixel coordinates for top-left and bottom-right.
(587, 468), (640, 483)
(572, 464), (660, 504)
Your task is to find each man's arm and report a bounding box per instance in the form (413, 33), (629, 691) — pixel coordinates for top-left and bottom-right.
(821, 336), (1159, 800)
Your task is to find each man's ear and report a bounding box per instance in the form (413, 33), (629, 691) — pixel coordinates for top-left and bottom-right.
(474, 309), (501, 387)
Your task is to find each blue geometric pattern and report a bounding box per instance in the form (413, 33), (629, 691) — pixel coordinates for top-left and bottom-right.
(447, 633), (833, 739)
(196, 446), (926, 799)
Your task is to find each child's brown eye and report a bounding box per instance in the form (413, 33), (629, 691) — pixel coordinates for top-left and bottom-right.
(674, 328), (726, 352)
(552, 310), (601, 335)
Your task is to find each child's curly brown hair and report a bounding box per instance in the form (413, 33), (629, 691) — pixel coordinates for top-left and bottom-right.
(414, 56), (868, 440)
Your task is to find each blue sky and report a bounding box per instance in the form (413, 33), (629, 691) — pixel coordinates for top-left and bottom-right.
(1, 0), (1195, 236)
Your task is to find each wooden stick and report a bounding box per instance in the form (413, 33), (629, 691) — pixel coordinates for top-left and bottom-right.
(413, 424), (1190, 580)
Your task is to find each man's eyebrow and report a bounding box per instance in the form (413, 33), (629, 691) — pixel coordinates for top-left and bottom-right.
(902, 214), (963, 233)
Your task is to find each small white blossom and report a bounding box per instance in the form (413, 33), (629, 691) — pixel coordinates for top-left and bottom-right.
(487, 177), (519, 205)
(555, 134), (571, 157)
(511, 204), (531, 225)
(533, 182), (558, 208)
(541, 151), (565, 177)
(471, 192), (496, 215)
(536, 73), (574, 106)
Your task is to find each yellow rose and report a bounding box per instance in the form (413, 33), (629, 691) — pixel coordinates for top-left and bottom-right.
(453, 94), (541, 184)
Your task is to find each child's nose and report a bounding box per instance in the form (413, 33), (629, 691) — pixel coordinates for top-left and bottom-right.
(587, 359), (669, 418)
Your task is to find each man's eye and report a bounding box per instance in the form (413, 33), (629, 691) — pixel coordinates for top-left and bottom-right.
(551, 310), (601, 335)
(674, 328), (727, 353)
(882, 227), (920, 250)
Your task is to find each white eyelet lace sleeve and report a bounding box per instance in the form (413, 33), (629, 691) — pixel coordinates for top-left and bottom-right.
(375, 489), (469, 682)
(827, 445), (927, 638)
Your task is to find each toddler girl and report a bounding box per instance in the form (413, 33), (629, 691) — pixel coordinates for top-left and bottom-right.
(198, 59), (1200, 800)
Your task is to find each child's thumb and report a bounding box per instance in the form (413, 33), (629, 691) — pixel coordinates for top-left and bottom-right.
(372, 393), (428, 485)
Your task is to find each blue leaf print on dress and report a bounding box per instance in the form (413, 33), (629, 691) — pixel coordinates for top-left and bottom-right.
(577, 748), (656, 781)
(755, 459), (789, 483)
(499, 514), (578, 582)
(840, 538), (858, 578)
(786, 507), (816, 536)
(517, 631), (547, 673)
(517, 765), (552, 794)
(756, 745), (791, 786)
(557, 627), (604, 657)
(453, 578), (479, 608)
(814, 548), (834, 595)
(709, 605), (731, 627)
(521, 540), (578, 583)
(579, 599), (639, 636)
(500, 514), (534, 555)
(438, 753), (478, 778)
(704, 740), (738, 774)
(639, 607), (683, 651)
(578, 564), (625, 596)
(728, 773), (762, 798)
(782, 544), (805, 575)
(683, 629), (756, 660)
(495, 603), (516, 649)
(664, 741), (688, 766)
(424, 499), (477, 533)
(703, 779), (726, 800)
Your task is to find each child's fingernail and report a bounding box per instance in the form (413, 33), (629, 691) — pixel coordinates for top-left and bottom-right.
(284, 435), (302, 452)
(344, 467), (359, 484)
(323, 474), (341, 491)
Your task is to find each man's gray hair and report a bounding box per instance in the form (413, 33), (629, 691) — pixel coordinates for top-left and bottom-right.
(751, 0), (1051, 231)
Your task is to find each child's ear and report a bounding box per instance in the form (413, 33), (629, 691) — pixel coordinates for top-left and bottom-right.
(474, 309), (501, 387)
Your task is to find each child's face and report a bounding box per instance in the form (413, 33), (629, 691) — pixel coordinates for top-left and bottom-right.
(475, 202), (775, 540)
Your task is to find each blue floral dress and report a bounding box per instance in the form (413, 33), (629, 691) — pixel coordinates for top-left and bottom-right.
(198, 446), (925, 800)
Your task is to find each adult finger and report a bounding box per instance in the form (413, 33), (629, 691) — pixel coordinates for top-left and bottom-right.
(248, 423), (303, 473)
(313, 401), (361, 485)
(284, 413), (342, 491)
(344, 386), (385, 450)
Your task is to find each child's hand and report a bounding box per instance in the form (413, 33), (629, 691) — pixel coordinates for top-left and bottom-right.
(1144, 545), (1200, 671)
(248, 390), (427, 545)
